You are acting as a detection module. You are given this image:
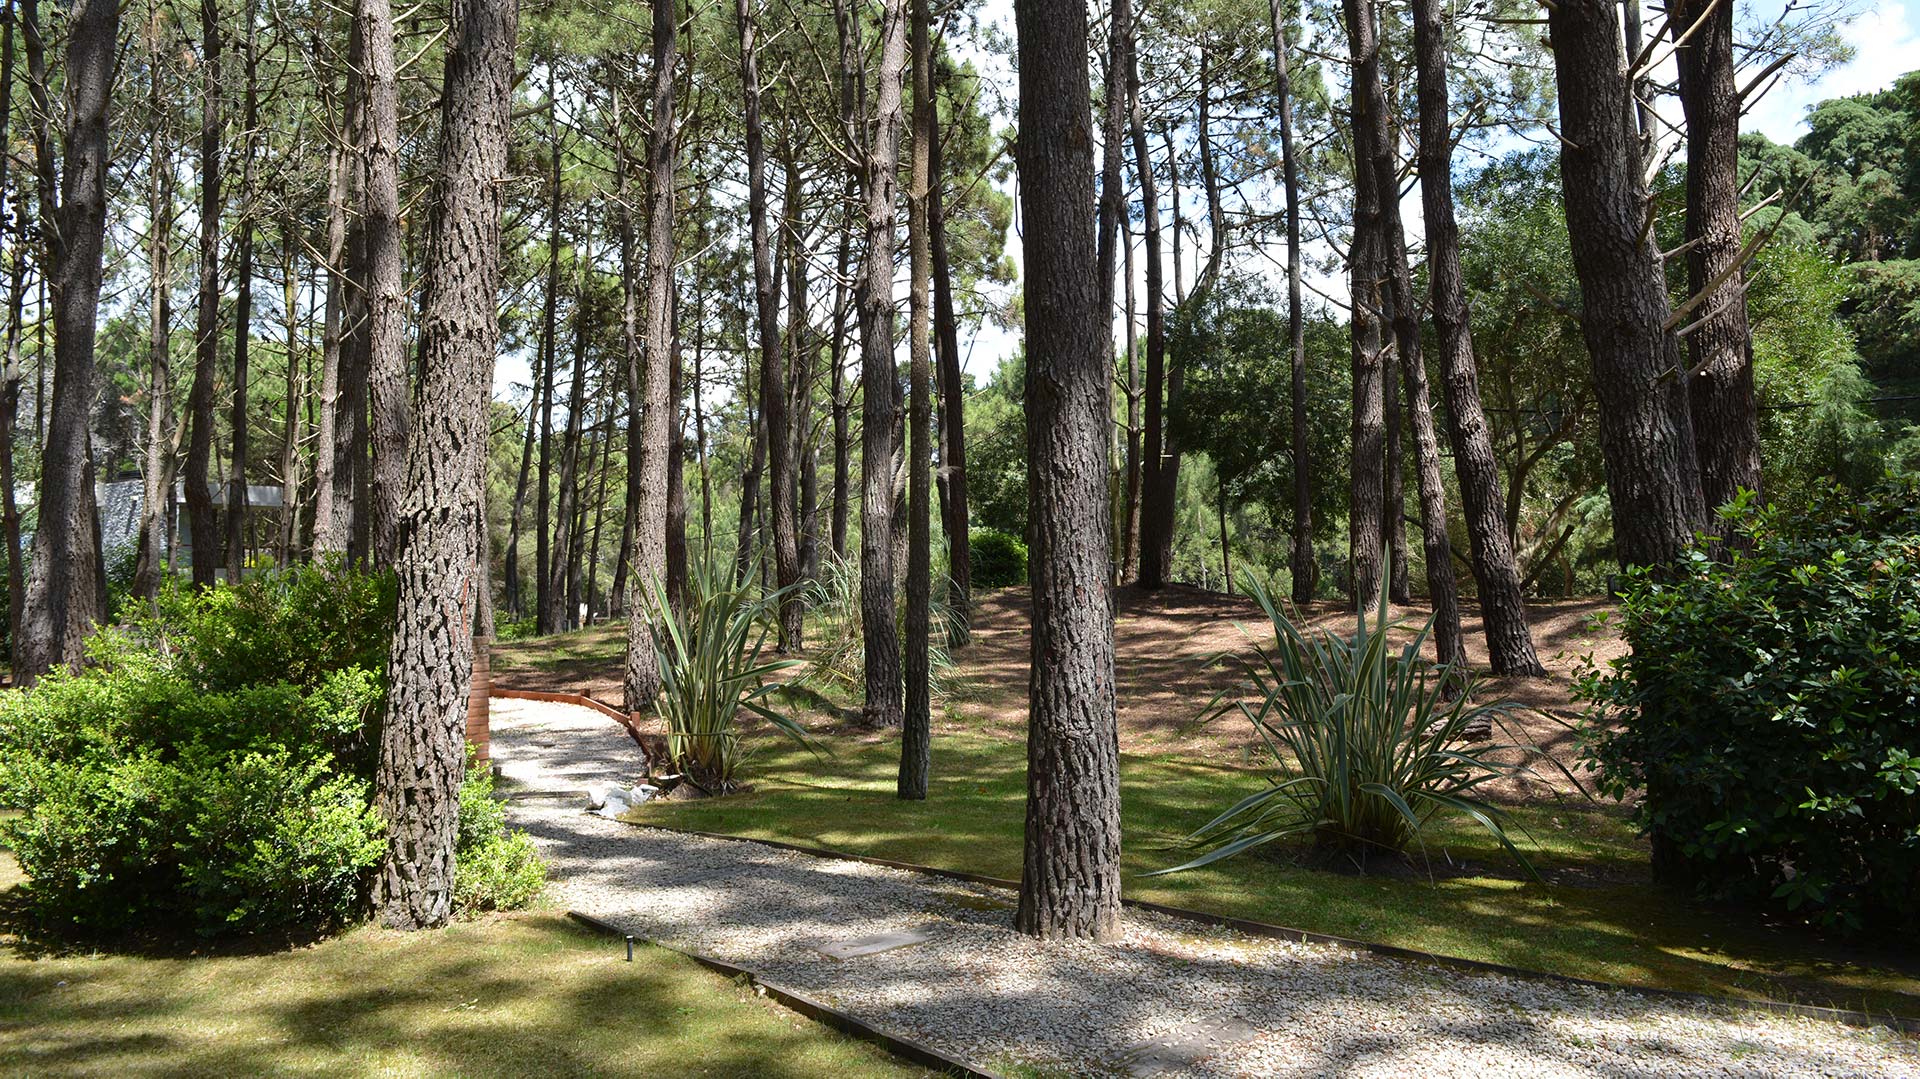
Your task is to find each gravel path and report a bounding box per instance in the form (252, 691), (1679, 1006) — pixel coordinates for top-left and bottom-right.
(490, 697), (1920, 1078)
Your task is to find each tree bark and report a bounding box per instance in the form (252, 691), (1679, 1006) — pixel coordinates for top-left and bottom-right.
(624, 0), (679, 710)
(184, 0), (224, 586)
(1013, 0), (1122, 941)
(0, 0), (28, 661)
(535, 75), (562, 633)
(736, 0), (800, 650)
(15, 0), (114, 679)
(1127, 14), (1167, 590)
(828, 229), (853, 565)
(1343, 0), (1385, 611)
(928, 87), (969, 632)
(1411, 0), (1543, 675)
(1265, 0), (1313, 605)
(374, 0), (516, 930)
(224, 0), (260, 583)
(551, 255), (590, 630)
(900, 0), (934, 799)
(362, 0), (409, 567)
(134, 5), (177, 600)
(309, 94), (353, 560)
(1672, 0), (1762, 515)
(665, 303), (689, 610)
(853, 0), (906, 729)
(1547, 0), (1709, 569)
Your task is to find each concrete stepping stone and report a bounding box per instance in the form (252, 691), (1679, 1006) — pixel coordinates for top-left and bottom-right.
(812, 928), (934, 961)
(1116, 1016), (1258, 1076)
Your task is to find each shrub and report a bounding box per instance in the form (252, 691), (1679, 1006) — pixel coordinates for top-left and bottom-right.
(639, 564), (814, 790)
(453, 763), (545, 913)
(799, 551), (964, 705)
(0, 566), (396, 937)
(1580, 479), (1920, 932)
(1157, 574), (1561, 876)
(969, 528), (1027, 589)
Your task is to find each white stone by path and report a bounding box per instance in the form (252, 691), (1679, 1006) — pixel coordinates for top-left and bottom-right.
(491, 698), (1920, 1078)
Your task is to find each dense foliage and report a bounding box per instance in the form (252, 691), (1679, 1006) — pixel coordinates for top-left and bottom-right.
(968, 528), (1028, 589)
(1581, 476), (1920, 932)
(0, 566), (540, 936)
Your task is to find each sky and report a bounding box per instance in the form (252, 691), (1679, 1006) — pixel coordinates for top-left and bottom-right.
(494, 0), (1920, 400)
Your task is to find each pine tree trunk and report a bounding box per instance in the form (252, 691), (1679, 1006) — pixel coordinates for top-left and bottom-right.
(362, 0), (409, 567)
(624, 0), (679, 710)
(1343, 0), (1385, 611)
(0, 0), (29, 662)
(1013, 0), (1122, 941)
(737, 0), (800, 649)
(1547, 0), (1708, 569)
(1127, 16), (1166, 590)
(828, 233), (852, 564)
(309, 118), (353, 559)
(1265, 0), (1313, 605)
(928, 110), (970, 630)
(551, 261), (590, 629)
(1411, 0), (1543, 675)
(225, 0), (259, 583)
(1672, 0), (1761, 515)
(374, 0), (516, 930)
(17, 0), (117, 679)
(278, 216), (303, 564)
(134, 17), (177, 600)
(853, 0), (907, 729)
(900, 0), (934, 799)
(534, 92), (561, 633)
(665, 306), (689, 610)
(184, 0), (223, 586)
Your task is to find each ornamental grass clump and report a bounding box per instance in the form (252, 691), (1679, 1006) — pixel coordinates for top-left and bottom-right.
(1158, 574), (1564, 877)
(641, 564), (816, 792)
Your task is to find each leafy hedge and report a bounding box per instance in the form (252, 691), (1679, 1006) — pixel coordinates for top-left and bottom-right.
(0, 565), (542, 937)
(1580, 478), (1920, 932)
(969, 528), (1028, 589)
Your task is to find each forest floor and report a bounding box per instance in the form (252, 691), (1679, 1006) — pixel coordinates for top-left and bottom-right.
(487, 588), (1920, 1020)
(493, 584), (1622, 802)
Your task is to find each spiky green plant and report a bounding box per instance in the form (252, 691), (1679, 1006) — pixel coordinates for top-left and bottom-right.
(800, 551), (964, 704)
(1154, 572), (1569, 878)
(641, 563), (816, 791)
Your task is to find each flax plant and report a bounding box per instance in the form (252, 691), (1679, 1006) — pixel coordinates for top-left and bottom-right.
(1156, 570), (1569, 878)
(641, 563), (816, 791)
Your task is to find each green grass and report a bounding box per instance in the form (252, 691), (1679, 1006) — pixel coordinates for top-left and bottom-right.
(0, 836), (922, 1077)
(625, 724), (1920, 1020)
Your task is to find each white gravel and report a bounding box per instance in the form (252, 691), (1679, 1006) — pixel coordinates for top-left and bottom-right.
(490, 697), (1920, 1078)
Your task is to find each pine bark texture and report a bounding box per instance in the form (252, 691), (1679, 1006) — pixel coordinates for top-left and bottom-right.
(1672, 0), (1762, 514)
(1547, 0), (1709, 568)
(855, 0), (907, 729)
(1343, 0), (1384, 610)
(736, 0), (801, 650)
(1411, 0), (1543, 675)
(900, 0), (934, 800)
(16, 0), (116, 679)
(184, 0), (223, 586)
(374, 0), (516, 930)
(1265, 0), (1313, 605)
(362, 0), (409, 567)
(928, 90), (970, 630)
(1013, 0), (1122, 942)
(624, 0), (678, 711)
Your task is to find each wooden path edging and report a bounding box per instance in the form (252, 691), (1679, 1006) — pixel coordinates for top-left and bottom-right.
(509, 690), (1920, 1040)
(564, 910), (1002, 1078)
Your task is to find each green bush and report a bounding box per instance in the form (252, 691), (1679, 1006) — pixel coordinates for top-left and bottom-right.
(968, 528), (1028, 589)
(1158, 574), (1562, 876)
(453, 762), (545, 913)
(1580, 478), (1920, 932)
(0, 565), (395, 937)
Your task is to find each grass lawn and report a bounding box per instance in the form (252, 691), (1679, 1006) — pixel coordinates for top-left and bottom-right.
(0, 844), (923, 1077)
(624, 722), (1920, 1021)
